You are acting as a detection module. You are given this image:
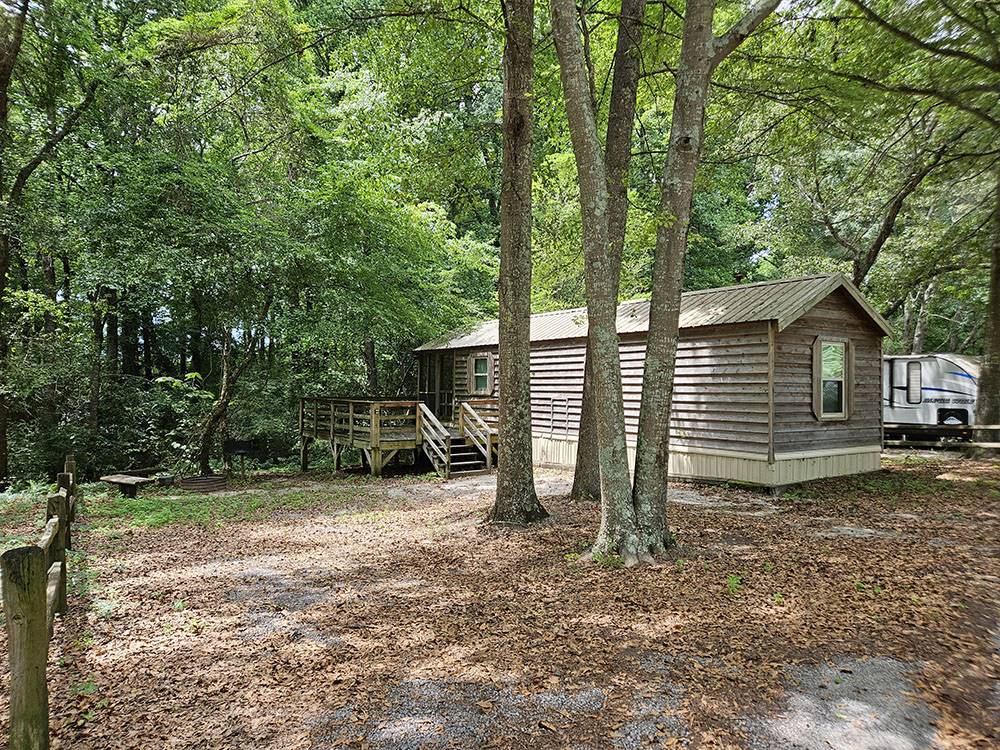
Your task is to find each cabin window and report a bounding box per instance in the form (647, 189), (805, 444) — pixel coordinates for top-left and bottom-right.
(821, 342), (846, 417)
(470, 353), (493, 395)
(812, 338), (852, 421)
(906, 361), (922, 404)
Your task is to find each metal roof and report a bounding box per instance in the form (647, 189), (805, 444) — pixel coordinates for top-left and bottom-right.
(416, 273), (893, 351)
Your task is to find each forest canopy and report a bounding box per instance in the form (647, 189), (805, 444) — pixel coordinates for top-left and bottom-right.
(0, 0), (995, 484)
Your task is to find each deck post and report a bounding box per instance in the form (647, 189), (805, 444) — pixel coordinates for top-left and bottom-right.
(348, 402), (354, 442)
(370, 404), (382, 477)
(415, 403), (423, 445)
(299, 436), (312, 472)
(312, 399), (319, 439)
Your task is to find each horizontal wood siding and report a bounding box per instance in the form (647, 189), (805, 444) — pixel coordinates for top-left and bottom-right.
(773, 288), (883, 452)
(527, 323), (770, 455)
(452, 347), (500, 400)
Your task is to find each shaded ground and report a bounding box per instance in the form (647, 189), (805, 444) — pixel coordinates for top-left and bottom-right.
(1, 452), (998, 749)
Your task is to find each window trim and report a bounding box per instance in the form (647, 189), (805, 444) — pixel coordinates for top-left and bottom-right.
(811, 336), (854, 422)
(468, 352), (494, 396)
(906, 361), (922, 405)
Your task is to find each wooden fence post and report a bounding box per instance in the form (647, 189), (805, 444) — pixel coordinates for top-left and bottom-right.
(45, 493), (68, 617)
(56, 474), (72, 551)
(2, 546), (50, 750)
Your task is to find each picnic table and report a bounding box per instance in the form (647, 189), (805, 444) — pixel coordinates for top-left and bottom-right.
(100, 473), (155, 498)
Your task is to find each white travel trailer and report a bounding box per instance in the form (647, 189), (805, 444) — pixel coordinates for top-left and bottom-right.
(883, 354), (980, 440)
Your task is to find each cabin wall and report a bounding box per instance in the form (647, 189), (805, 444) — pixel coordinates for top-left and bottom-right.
(772, 288), (883, 454)
(452, 348), (500, 400)
(440, 323), (771, 455)
(526, 323), (772, 455)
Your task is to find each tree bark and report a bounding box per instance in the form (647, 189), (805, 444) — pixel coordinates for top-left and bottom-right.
(491, 0), (547, 525)
(121, 307), (141, 377)
(911, 280), (935, 354)
(141, 310), (155, 379)
(571, 339), (601, 502)
(631, 0), (779, 554)
(631, 0), (716, 556)
(106, 288), (120, 376)
(363, 338), (379, 395)
(552, 0), (637, 559)
(571, 0), (647, 504)
(975, 168), (1000, 449)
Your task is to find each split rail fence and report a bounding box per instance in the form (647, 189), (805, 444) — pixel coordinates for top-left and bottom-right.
(1, 454), (79, 750)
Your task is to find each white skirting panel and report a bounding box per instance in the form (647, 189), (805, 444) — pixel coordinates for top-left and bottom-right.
(531, 434), (881, 487)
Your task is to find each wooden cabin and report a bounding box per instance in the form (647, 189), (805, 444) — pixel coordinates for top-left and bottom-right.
(415, 273), (893, 487)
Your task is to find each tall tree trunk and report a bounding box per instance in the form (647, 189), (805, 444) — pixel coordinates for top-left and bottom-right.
(106, 288), (120, 376)
(88, 291), (105, 431)
(39, 251), (58, 438)
(552, 0), (637, 559)
(631, 0), (779, 554)
(362, 338), (379, 396)
(571, 340), (602, 502)
(141, 310), (155, 379)
(190, 295), (205, 377)
(911, 280), (935, 354)
(631, 0), (716, 555)
(572, 0), (648, 504)
(197, 298), (271, 475)
(901, 292), (915, 351)
(179, 333), (188, 376)
(491, 0), (548, 525)
(121, 307), (141, 377)
(0, 232), (16, 487)
(975, 169), (1000, 449)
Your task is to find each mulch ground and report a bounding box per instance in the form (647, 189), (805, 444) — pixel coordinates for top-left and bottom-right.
(1, 454), (998, 749)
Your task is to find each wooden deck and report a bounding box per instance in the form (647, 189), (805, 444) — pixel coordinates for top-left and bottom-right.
(298, 397), (498, 477)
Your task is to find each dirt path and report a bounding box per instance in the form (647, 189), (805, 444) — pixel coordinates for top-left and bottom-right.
(2, 456), (997, 749)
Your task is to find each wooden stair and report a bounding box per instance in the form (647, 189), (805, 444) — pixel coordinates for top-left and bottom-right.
(448, 438), (489, 476)
(418, 401), (497, 479)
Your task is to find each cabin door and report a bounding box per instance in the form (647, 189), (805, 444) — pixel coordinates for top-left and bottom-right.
(437, 354), (455, 423)
(419, 353), (455, 423)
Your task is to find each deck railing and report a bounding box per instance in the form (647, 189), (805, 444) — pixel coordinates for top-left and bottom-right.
(418, 403), (451, 476)
(299, 398), (421, 444)
(459, 401), (494, 469)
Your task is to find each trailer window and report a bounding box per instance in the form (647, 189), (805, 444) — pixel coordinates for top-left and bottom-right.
(820, 342), (847, 417)
(906, 361), (922, 404)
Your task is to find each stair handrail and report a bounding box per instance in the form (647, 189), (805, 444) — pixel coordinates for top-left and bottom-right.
(459, 401), (492, 469)
(418, 403), (451, 475)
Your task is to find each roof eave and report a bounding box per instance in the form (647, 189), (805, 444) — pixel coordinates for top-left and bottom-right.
(775, 273), (894, 337)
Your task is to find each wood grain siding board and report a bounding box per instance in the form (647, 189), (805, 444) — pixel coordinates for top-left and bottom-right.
(522, 324), (771, 455)
(773, 288), (883, 452)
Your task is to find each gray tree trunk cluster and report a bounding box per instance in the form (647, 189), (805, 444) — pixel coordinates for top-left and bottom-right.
(554, 0), (778, 563)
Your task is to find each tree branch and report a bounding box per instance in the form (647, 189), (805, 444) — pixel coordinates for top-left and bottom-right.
(7, 78), (100, 208)
(846, 0), (1000, 73)
(711, 0), (781, 70)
